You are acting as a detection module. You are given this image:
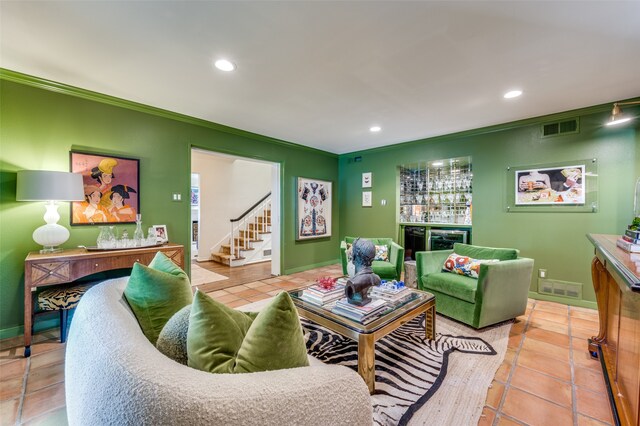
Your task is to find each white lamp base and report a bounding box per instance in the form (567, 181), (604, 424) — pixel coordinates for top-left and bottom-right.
(33, 202), (70, 253)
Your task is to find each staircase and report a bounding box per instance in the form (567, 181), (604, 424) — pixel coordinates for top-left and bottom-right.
(210, 193), (272, 267)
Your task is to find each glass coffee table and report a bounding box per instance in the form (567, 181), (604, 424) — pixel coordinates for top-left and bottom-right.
(289, 288), (436, 394)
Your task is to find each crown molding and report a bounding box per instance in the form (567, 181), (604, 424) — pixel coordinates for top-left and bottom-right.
(0, 68), (337, 158)
(342, 96), (640, 156)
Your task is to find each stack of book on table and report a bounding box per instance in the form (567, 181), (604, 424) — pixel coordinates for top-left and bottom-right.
(617, 227), (640, 253)
(300, 282), (346, 307)
(370, 281), (413, 307)
(332, 298), (388, 323)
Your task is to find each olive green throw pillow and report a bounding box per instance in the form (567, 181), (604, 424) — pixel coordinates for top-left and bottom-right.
(187, 290), (309, 374)
(124, 252), (193, 345)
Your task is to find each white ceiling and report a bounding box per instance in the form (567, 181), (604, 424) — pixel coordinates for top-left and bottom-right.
(2, 1), (639, 154)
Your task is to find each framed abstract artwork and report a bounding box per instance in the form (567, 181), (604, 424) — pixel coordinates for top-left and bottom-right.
(362, 191), (372, 207)
(362, 172), (372, 188)
(296, 177), (332, 240)
(70, 151), (140, 225)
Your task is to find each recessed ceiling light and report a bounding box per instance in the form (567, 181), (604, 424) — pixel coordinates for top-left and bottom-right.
(369, 126), (381, 132)
(504, 90), (523, 99)
(214, 59), (236, 72)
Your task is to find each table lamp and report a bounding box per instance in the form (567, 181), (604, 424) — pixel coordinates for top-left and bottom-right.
(16, 170), (84, 253)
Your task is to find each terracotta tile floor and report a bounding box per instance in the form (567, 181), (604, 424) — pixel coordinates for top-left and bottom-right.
(0, 263), (610, 425)
(479, 300), (612, 426)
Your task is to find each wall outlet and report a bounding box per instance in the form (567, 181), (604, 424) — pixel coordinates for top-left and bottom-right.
(539, 269), (547, 278)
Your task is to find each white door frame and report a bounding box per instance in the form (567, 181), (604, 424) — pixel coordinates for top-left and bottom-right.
(190, 148), (281, 276)
(270, 163), (281, 276)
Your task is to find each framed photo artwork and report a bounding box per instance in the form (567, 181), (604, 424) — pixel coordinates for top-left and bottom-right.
(515, 164), (585, 205)
(153, 225), (168, 243)
(362, 191), (372, 207)
(362, 172), (372, 188)
(296, 177), (332, 240)
(70, 151), (140, 225)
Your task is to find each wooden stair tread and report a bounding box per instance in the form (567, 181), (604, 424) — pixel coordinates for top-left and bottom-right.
(211, 252), (232, 259)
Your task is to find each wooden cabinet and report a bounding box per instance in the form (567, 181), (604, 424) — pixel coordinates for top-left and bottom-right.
(588, 234), (640, 426)
(24, 244), (184, 356)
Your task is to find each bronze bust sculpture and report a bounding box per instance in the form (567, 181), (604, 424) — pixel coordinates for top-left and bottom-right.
(345, 238), (381, 306)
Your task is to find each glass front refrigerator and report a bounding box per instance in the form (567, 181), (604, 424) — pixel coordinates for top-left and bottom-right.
(427, 229), (469, 251)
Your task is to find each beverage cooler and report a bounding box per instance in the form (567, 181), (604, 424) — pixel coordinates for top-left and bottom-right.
(428, 229), (469, 251)
(403, 226), (426, 260)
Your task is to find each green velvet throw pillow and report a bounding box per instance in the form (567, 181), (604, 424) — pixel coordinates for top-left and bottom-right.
(187, 290), (309, 374)
(124, 252), (193, 345)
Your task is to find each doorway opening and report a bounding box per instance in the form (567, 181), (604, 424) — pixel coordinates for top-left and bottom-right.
(190, 148), (281, 289)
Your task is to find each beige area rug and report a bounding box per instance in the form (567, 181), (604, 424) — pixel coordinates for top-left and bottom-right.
(406, 316), (510, 426)
(240, 298), (510, 426)
(190, 263), (228, 286)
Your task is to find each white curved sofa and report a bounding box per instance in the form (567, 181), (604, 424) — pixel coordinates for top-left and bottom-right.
(65, 277), (372, 425)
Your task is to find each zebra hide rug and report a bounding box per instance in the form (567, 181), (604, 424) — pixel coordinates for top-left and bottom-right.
(302, 316), (498, 426)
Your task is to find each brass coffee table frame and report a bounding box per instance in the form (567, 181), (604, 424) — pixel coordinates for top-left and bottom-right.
(290, 289), (436, 394)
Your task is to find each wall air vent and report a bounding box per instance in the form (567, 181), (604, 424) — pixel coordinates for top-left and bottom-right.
(263, 249), (272, 256)
(542, 118), (579, 137)
(538, 278), (583, 300)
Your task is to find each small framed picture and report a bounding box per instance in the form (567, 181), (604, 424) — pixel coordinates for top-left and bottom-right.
(153, 225), (168, 243)
(362, 191), (372, 207)
(362, 172), (372, 188)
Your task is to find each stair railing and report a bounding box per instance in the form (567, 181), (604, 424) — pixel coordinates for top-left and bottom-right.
(230, 192), (271, 260)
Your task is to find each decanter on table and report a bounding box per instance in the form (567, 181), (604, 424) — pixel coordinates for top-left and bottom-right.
(97, 226), (116, 249)
(133, 214), (144, 247)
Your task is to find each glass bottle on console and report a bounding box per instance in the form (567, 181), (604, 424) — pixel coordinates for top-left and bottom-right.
(133, 214), (144, 247)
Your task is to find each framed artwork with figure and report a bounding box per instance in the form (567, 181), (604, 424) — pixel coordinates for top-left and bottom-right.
(296, 177), (332, 240)
(70, 151), (140, 225)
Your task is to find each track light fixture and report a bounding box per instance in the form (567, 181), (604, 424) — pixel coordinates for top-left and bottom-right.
(606, 100), (640, 126)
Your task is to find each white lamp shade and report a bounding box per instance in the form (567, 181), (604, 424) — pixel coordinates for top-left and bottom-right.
(16, 170), (84, 201)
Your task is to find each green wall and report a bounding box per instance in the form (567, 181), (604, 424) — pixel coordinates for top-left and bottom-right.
(1, 70), (638, 337)
(0, 74), (340, 337)
(338, 106), (640, 307)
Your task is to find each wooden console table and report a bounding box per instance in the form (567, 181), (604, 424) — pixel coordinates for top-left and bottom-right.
(587, 234), (640, 426)
(24, 243), (184, 357)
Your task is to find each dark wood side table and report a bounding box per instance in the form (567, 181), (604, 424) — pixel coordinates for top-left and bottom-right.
(587, 234), (640, 426)
(23, 243), (184, 357)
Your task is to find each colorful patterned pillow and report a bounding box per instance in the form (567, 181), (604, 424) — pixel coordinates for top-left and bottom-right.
(374, 245), (389, 262)
(442, 253), (499, 279)
(345, 243), (353, 261)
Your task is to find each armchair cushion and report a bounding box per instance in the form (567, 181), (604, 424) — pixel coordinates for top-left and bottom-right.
(425, 272), (477, 303)
(371, 261), (397, 280)
(453, 243), (518, 261)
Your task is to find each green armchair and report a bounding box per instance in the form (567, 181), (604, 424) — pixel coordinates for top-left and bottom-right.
(340, 237), (404, 281)
(416, 243), (534, 329)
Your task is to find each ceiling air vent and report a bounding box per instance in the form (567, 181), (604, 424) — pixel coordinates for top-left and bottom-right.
(542, 118), (579, 137)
